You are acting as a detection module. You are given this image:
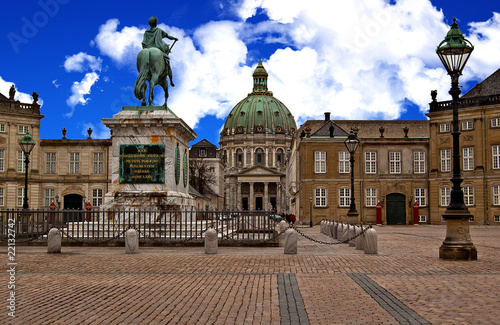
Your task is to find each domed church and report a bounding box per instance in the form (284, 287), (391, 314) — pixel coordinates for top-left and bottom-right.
(219, 60), (297, 211)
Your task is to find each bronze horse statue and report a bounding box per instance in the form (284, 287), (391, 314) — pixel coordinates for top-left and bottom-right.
(134, 47), (170, 106)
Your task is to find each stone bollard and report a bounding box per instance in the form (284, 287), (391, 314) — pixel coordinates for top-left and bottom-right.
(348, 225), (356, 247)
(328, 221), (334, 237)
(278, 220), (288, 247)
(355, 226), (364, 250)
(284, 229), (297, 254)
(341, 224), (350, 243)
(125, 229), (139, 254)
(47, 228), (61, 253)
(337, 223), (343, 241)
(333, 222), (338, 239)
(364, 228), (378, 254)
(205, 227), (218, 254)
(320, 220), (325, 234)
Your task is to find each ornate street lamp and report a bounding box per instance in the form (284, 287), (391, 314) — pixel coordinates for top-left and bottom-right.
(309, 195), (313, 227)
(19, 131), (36, 209)
(436, 17), (477, 260)
(344, 130), (359, 224)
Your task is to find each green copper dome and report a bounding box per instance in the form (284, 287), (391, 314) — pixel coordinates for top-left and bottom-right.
(222, 60), (297, 136)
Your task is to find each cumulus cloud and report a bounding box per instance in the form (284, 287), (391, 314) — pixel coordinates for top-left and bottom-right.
(64, 52), (103, 72)
(90, 1), (500, 129)
(0, 76), (41, 105)
(66, 72), (99, 117)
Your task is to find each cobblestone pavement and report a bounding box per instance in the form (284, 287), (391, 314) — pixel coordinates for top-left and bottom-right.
(1, 225), (500, 324)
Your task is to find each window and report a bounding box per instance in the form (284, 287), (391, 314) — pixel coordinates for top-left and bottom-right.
(494, 185), (500, 205)
(0, 124), (5, 132)
(413, 152), (425, 174)
(493, 146), (500, 169)
(439, 123), (450, 132)
(389, 152), (401, 174)
(339, 151), (350, 174)
(314, 151), (326, 173)
(365, 188), (377, 207)
(440, 149), (451, 172)
(315, 188), (326, 207)
(0, 149), (4, 172)
(0, 188), (4, 206)
(69, 152), (80, 174)
(339, 188), (350, 207)
(276, 149), (283, 166)
(463, 147), (474, 171)
(419, 215), (427, 223)
(209, 167), (215, 173)
(17, 188), (24, 207)
(365, 152), (376, 174)
(17, 150), (25, 172)
(199, 148), (207, 157)
(255, 148), (264, 165)
(461, 120), (473, 130)
(46, 152), (56, 174)
(44, 188), (55, 206)
(494, 215), (500, 222)
(93, 152), (104, 174)
(440, 186), (451, 207)
(414, 188), (427, 207)
(492, 118), (500, 128)
(464, 186), (474, 206)
(236, 149), (243, 165)
(92, 189), (103, 207)
(18, 125), (29, 134)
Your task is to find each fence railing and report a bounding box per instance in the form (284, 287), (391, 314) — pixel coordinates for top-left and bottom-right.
(0, 209), (280, 245)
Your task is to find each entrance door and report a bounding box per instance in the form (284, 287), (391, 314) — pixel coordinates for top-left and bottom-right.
(255, 196), (263, 210)
(386, 193), (406, 225)
(64, 194), (83, 222)
(242, 197), (248, 210)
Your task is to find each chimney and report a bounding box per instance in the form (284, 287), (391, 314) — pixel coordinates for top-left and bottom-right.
(324, 112), (331, 121)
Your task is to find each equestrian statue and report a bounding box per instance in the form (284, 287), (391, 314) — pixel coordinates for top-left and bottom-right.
(134, 16), (178, 106)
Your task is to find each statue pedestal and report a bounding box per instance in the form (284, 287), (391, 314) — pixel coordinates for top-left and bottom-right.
(101, 106), (197, 211)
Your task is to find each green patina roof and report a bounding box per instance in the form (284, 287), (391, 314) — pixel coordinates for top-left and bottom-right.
(222, 60), (297, 136)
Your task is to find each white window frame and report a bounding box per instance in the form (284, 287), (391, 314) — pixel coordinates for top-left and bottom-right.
(493, 146), (500, 169)
(365, 188), (377, 207)
(93, 152), (104, 174)
(439, 123), (450, 133)
(461, 120), (473, 131)
(419, 215), (427, 223)
(339, 188), (350, 207)
(413, 151), (425, 174)
(463, 186), (474, 206)
(18, 125), (29, 134)
(0, 188), (4, 206)
(389, 152), (401, 174)
(17, 150), (25, 173)
(491, 118), (500, 128)
(315, 188), (327, 207)
(46, 152), (56, 174)
(463, 147), (474, 171)
(314, 151), (326, 174)
(494, 215), (500, 222)
(339, 151), (350, 174)
(69, 152), (80, 174)
(414, 188), (427, 207)
(92, 188), (103, 207)
(493, 185), (500, 206)
(365, 152), (376, 174)
(44, 188), (55, 207)
(440, 149), (451, 172)
(440, 186), (451, 207)
(0, 124), (5, 132)
(17, 188), (24, 207)
(0, 149), (4, 172)
(199, 148), (207, 157)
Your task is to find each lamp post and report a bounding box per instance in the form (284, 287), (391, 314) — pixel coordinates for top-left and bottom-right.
(436, 17), (477, 260)
(309, 195), (313, 227)
(19, 131), (36, 209)
(344, 130), (359, 224)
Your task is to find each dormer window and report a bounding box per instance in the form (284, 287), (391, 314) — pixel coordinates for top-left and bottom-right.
(199, 148), (207, 157)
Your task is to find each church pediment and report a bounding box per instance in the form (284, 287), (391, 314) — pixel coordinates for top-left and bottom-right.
(235, 165), (283, 177)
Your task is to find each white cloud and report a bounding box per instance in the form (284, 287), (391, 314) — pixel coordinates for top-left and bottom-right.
(0, 76), (41, 105)
(90, 1), (500, 129)
(66, 72), (99, 117)
(81, 122), (110, 139)
(52, 79), (60, 88)
(64, 52), (102, 72)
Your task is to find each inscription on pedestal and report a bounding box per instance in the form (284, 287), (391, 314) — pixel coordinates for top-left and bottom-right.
(119, 144), (165, 183)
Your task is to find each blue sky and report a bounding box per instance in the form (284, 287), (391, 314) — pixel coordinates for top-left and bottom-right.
(1, 0), (499, 147)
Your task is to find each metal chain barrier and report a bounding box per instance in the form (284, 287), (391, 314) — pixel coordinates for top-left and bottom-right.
(292, 224), (371, 245)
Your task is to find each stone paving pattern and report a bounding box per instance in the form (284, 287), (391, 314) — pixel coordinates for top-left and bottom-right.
(1, 225), (500, 324)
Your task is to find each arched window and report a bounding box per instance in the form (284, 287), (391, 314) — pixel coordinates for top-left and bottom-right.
(276, 148), (284, 166)
(255, 148), (265, 165)
(236, 149), (243, 166)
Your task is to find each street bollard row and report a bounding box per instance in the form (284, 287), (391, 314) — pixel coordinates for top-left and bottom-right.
(319, 220), (377, 254)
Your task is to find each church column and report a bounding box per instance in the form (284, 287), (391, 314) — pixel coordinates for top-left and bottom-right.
(276, 182), (281, 213)
(237, 182), (242, 210)
(249, 182), (254, 210)
(264, 182), (269, 210)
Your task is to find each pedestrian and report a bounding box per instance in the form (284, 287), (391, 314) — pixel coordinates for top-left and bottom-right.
(290, 214), (296, 225)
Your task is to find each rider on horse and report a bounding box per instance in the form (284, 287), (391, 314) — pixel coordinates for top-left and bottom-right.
(141, 16), (178, 87)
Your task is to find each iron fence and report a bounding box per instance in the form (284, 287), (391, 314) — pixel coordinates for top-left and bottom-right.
(0, 209), (280, 245)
